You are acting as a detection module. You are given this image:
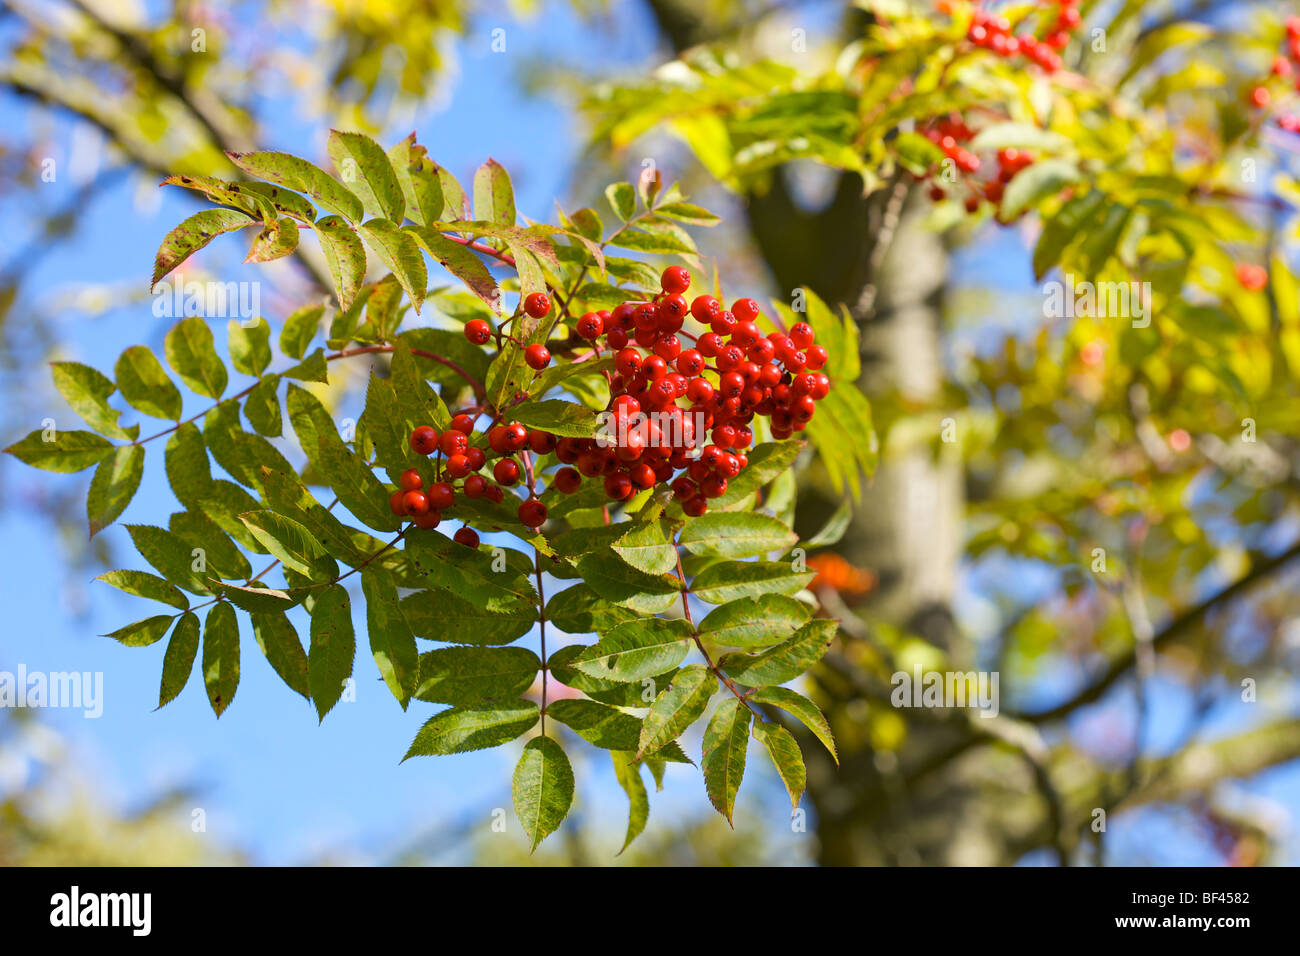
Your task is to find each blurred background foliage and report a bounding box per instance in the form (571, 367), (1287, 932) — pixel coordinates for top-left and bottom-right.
(3, 0), (1300, 865)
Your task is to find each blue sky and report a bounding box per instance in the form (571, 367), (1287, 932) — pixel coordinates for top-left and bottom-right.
(1, 0), (1298, 865)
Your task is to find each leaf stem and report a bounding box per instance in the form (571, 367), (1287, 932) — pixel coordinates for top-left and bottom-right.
(675, 548), (761, 719)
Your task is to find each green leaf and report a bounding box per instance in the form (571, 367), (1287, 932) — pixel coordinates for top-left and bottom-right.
(238, 510), (337, 580)
(405, 225), (500, 312)
(474, 158), (516, 226)
(709, 440), (804, 510)
(403, 700), (539, 758)
(697, 594), (811, 648)
(749, 686), (837, 764)
(244, 216), (300, 264)
(388, 134), (444, 226)
(362, 566), (420, 708)
(309, 584), (355, 722)
(202, 601), (240, 716)
(125, 524), (214, 595)
(611, 750), (649, 854)
(702, 698), (750, 826)
(104, 614), (174, 647)
(216, 582), (302, 614)
(512, 399), (598, 438)
(87, 444), (144, 537)
(164, 317), (228, 399)
(226, 150), (364, 223)
(163, 423), (211, 503)
(115, 345), (182, 420)
(158, 612), (199, 708)
(228, 318), (272, 376)
(967, 123), (1073, 153)
(573, 617), (693, 683)
(95, 569), (189, 611)
(611, 519), (677, 576)
(414, 645), (540, 706)
(573, 554), (681, 614)
(513, 736), (574, 851)
(279, 304), (325, 360)
(547, 698), (642, 751)
(719, 619), (836, 687)
(605, 182), (635, 221)
(250, 611), (311, 698)
(400, 589), (536, 644)
(283, 348), (329, 384)
(805, 499), (852, 548)
(328, 130), (405, 222)
(544, 584), (637, 634)
(691, 560), (814, 605)
(679, 512), (796, 559)
(360, 219), (427, 313)
(314, 215), (368, 312)
(244, 374), (282, 437)
(1000, 159), (1082, 221)
(654, 201), (720, 226)
(637, 664), (715, 758)
(50, 362), (136, 440)
(151, 208), (256, 287)
(389, 341), (451, 431)
(4, 429), (112, 473)
(286, 385), (400, 533)
(752, 720), (805, 811)
(548, 644), (677, 709)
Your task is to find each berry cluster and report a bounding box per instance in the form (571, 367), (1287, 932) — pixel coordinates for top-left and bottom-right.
(965, 0), (1082, 74)
(387, 266), (833, 533)
(1249, 18), (1300, 130)
(549, 266), (831, 518)
(922, 115), (1037, 214)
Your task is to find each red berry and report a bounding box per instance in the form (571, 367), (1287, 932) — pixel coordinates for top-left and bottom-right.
(677, 349), (705, 376)
(439, 430), (468, 456)
(399, 469), (423, 492)
(691, 295), (721, 323)
(502, 423), (529, 451)
(683, 495), (709, 517)
(577, 312), (604, 339)
(389, 490), (408, 516)
(661, 265), (691, 294)
(789, 322), (814, 348)
(464, 319), (491, 345)
(453, 527), (480, 548)
(1251, 86), (1271, 109)
(413, 510), (442, 530)
(697, 332), (723, 357)
(494, 458), (521, 485)
(466, 446), (486, 471)
(518, 498), (547, 528)
(604, 472), (634, 500)
(700, 474), (728, 498)
(654, 335), (682, 361)
(657, 295), (688, 331)
(731, 298), (760, 322)
(529, 429), (557, 454)
(445, 453), (472, 479)
(427, 482), (455, 510)
(616, 348), (643, 377)
(485, 485), (505, 504)
(523, 292), (550, 318)
(409, 425), (439, 455)
(464, 474), (488, 498)
(606, 327), (630, 349)
(450, 413), (475, 434)
(525, 344), (551, 370)
(487, 425), (509, 453)
(554, 466), (582, 494)
(630, 463), (656, 488)
(402, 490), (430, 516)
(805, 345), (828, 370)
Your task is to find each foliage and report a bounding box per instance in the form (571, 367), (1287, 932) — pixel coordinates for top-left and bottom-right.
(3, 132), (863, 851)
